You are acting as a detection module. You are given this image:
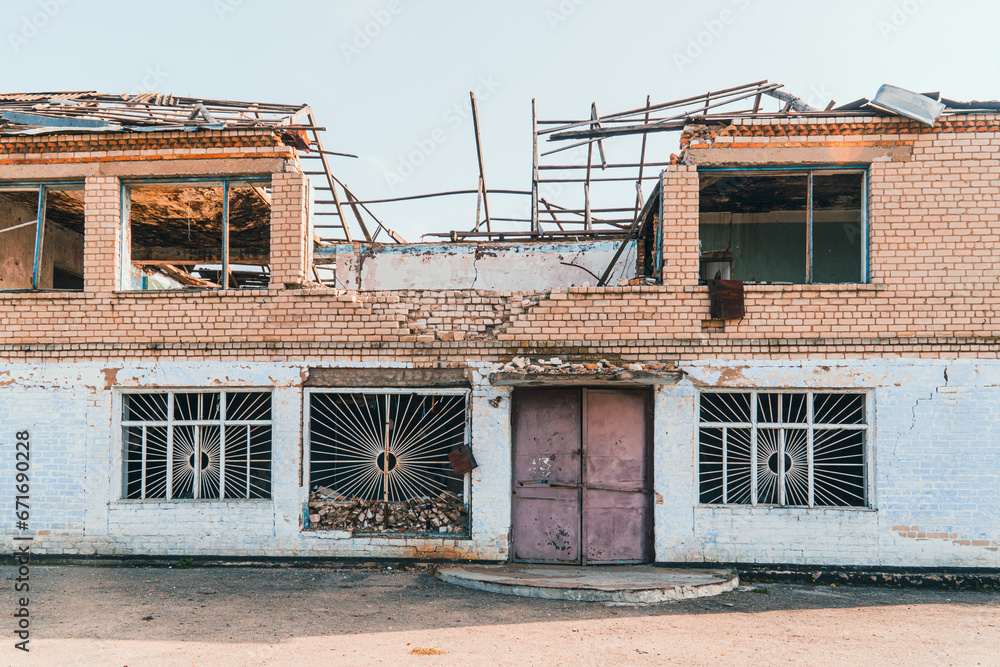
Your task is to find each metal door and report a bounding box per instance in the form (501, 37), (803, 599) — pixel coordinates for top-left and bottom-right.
(511, 388), (582, 563)
(511, 388), (651, 564)
(583, 389), (652, 564)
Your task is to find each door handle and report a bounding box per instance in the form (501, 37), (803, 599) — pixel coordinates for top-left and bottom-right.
(517, 480), (579, 488)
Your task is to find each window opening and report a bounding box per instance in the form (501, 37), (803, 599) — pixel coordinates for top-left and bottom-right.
(699, 169), (865, 284)
(0, 183), (85, 290)
(307, 390), (470, 535)
(698, 391), (868, 507)
(126, 179), (270, 290)
(121, 390), (272, 500)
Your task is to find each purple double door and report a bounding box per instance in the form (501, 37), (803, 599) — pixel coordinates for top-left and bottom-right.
(511, 387), (653, 564)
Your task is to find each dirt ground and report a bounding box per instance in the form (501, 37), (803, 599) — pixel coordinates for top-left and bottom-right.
(1, 563), (998, 666)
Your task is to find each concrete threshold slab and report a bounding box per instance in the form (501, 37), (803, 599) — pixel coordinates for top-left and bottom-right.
(436, 564), (739, 603)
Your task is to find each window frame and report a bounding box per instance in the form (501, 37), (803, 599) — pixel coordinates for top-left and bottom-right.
(696, 389), (873, 509)
(0, 180), (86, 291)
(118, 388), (274, 501)
(698, 166), (870, 284)
(303, 387), (473, 534)
(120, 175), (271, 291)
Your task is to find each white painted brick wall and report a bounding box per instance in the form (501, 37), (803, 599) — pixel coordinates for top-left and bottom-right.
(656, 360), (1000, 567)
(1, 358), (997, 566)
(0, 361), (505, 560)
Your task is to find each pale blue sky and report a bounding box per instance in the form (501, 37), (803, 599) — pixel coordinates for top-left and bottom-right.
(4, 0), (997, 239)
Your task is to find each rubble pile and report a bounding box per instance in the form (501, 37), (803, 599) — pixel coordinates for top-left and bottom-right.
(489, 356), (674, 377)
(307, 487), (468, 534)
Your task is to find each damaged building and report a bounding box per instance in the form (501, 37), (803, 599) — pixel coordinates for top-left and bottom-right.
(1, 82), (998, 567)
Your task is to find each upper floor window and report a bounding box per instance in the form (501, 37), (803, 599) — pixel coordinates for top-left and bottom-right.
(124, 178), (270, 290)
(0, 182), (85, 290)
(699, 169), (867, 284)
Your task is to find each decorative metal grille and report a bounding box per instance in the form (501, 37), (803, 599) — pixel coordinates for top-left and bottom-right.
(699, 391), (868, 507)
(307, 390), (468, 503)
(122, 390), (272, 500)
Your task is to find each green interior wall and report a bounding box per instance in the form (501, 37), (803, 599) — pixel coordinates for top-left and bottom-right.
(700, 217), (862, 284)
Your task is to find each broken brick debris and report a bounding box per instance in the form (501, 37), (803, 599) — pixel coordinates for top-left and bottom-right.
(307, 487), (468, 535)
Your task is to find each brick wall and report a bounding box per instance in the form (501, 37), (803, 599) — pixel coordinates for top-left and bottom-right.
(270, 171), (310, 287)
(0, 361), (509, 560)
(655, 360), (1000, 567)
(4, 119), (1000, 363)
(660, 165), (699, 285)
(0, 129), (292, 166)
(83, 176), (121, 292)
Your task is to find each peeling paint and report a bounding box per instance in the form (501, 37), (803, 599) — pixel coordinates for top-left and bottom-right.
(347, 240), (637, 291)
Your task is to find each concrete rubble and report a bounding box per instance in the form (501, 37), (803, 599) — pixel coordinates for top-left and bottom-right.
(488, 356), (678, 380)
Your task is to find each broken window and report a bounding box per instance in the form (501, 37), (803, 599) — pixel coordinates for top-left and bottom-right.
(306, 389), (470, 535)
(698, 391), (868, 507)
(0, 182), (85, 290)
(699, 169), (866, 284)
(125, 179), (270, 290)
(122, 390), (272, 500)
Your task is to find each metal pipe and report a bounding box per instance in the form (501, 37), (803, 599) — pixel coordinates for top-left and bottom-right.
(222, 180), (230, 288)
(30, 185), (46, 289)
(470, 91), (491, 231)
(531, 98), (539, 233)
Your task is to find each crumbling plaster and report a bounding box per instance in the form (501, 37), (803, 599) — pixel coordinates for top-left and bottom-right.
(2, 358), (997, 566)
(654, 359), (1000, 567)
(0, 360), (509, 560)
(323, 240), (637, 291)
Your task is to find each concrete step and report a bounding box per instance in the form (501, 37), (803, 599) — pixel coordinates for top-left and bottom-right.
(437, 564), (739, 603)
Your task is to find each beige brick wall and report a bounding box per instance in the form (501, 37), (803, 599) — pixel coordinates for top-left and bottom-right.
(83, 176), (121, 292)
(2, 120), (999, 364)
(270, 171), (310, 287)
(660, 165), (699, 286)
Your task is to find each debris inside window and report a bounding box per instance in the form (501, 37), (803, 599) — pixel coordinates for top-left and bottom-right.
(699, 170), (865, 284)
(307, 390), (470, 535)
(127, 181), (270, 290)
(0, 184), (85, 290)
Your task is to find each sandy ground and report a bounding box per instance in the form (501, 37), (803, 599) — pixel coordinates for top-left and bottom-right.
(0, 563), (997, 666)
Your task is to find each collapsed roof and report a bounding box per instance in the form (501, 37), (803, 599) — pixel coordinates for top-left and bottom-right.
(0, 91), (311, 134)
(2, 83), (998, 247)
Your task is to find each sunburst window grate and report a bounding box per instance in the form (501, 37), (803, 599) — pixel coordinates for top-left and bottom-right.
(307, 390), (469, 505)
(698, 391), (868, 507)
(121, 390), (272, 500)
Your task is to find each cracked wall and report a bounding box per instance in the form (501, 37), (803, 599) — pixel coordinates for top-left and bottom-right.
(0, 361), (510, 560)
(323, 239), (637, 291)
(654, 359), (1000, 567)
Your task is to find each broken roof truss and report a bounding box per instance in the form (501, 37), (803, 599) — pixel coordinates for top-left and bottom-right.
(0, 91), (402, 245)
(4, 83), (999, 247)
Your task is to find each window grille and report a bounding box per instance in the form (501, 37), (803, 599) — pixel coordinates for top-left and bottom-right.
(122, 390), (272, 500)
(307, 390), (468, 503)
(698, 391), (868, 507)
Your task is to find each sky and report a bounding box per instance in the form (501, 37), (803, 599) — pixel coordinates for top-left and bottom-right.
(4, 0), (999, 241)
